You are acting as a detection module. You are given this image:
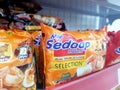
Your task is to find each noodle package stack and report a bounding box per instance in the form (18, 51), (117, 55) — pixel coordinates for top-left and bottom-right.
(40, 23), (108, 88)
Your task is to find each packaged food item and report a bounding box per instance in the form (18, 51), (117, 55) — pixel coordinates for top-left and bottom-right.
(9, 13), (41, 32)
(0, 8), (9, 29)
(0, 0), (42, 14)
(8, 13), (31, 30)
(0, 29), (36, 90)
(32, 31), (44, 85)
(33, 14), (64, 29)
(40, 23), (107, 88)
(105, 31), (120, 66)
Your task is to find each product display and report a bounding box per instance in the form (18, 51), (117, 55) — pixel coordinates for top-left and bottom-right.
(40, 23), (108, 88)
(0, 0), (120, 90)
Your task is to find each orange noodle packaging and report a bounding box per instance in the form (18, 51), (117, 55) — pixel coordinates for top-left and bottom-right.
(0, 29), (36, 90)
(31, 31), (44, 84)
(40, 23), (108, 88)
(23, 15), (42, 85)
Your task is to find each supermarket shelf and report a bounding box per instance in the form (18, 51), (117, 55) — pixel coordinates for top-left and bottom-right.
(46, 63), (120, 90)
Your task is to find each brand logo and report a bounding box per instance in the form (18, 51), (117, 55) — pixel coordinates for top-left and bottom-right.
(46, 34), (90, 50)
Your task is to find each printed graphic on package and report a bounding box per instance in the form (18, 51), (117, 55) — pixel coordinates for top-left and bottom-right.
(47, 33), (89, 70)
(0, 43), (12, 63)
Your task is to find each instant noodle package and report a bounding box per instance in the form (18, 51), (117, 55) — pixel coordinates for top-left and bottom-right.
(31, 31), (44, 84)
(40, 23), (108, 88)
(0, 29), (36, 90)
(105, 31), (120, 66)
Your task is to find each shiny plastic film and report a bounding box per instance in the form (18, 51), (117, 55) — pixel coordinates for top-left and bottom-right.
(40, 23), (108, 88)
(0, 29), (36, 90)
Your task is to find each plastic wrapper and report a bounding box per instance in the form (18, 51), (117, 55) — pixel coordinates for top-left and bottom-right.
(105, 31), (120, 66)
(33, 14), (65, 30)
(40, 23), (108, 88)
(31, 31), (44, 85)
(0, 29), (36, 90)
(8, 13), (32, 30)
(0, 0), (42, 14)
